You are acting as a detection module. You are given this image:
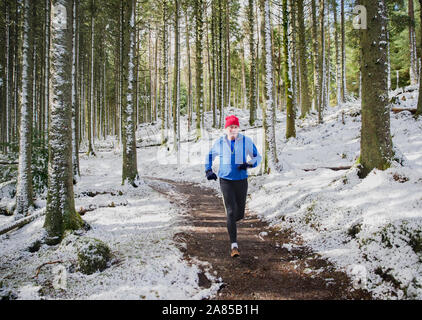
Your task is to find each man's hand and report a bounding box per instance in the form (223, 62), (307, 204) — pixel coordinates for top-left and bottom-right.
(205, 169), (217, 181)
(237, 162), (253, 170)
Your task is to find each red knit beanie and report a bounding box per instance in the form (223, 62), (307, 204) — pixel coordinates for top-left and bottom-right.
(224, 115), (240, 128)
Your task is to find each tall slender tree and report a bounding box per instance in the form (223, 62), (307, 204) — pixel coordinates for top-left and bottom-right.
(416, 0), (422, 117)
(247, 0), (257, 126)
(262, 0), (279, 173)
(359, 0), (393, 178)
(318, 0), (326, 123)
(71, 0), (80, 183)
(311, 0), (320, 112)
(284, 0), (295, 139)
(161, 0), (169, 145)
(15, 0), (34, 217)
(340, 0), (346, 102)
(408, 0), (418, 85)
(297, 0), (311, 118)
(334, 0), (341, 106)
(195, 0), (204, 140)
(122, 0), (139, 186)
(44, 0), (84, 244)
(173, 0), (181, 166)
(86, 0), (95, 156)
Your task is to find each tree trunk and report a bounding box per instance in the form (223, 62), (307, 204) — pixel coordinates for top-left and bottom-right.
(416, 0), (422, 117)
(15, 0), (34, 217)
(262, 0), (280, 174)
(173, 0), (181, 166)
(44, 0), (84, 245)
(72, 0), (80, 183)
(87, 1), (95, 156)
(341, 0), (346, 102)
(334, 0), (341, 106)
(297, 0), (311, 118)
(311, 0), (320, 113)
(161, 0), (169, 145)
(409, 0), (418, 85)
(283, 0), (295, 139)
(185, 11), (193, 133)
(195, 0), (204, 140)
(318, 0), (326, 124)
(359, 0), (393, 178)
(122, 0), (139, 186)
(248, 0), (257, 126)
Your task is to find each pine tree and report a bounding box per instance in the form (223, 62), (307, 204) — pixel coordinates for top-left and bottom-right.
(416, 0), (422, 118)
(86, 0), (96, 156)
(334, 0), (341, 106)
(3, 1), (11, 154)
(297, 0), (311, 118)
(340, 0), (346, 102)
(247, 0), (257, 126)
(15, 0), (34, 217)
(311, 0), (320, 113)
(44, 0), (84, 244)
(173, 0), (181, 167)
(318, 0), (326, 124)
(284, 0), (295, 139)
(408, 0), (418, 85)
(194, 0), (204, 140)
(72, 0), (80, 183)
(161, 0), (169, 145)
(122, 0), (139, 186)
(262, 0), (280, 173)
(359, 0), (393, 178)
(44, 0), (51, 142)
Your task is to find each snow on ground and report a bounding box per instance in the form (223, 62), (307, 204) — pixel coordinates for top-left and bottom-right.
(0, 150), (221, 300)
(137, 90), (422, 299)
(1, 87), (422, 300)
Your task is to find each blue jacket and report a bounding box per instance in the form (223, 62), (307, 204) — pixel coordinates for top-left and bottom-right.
(205, 133), (262, 180)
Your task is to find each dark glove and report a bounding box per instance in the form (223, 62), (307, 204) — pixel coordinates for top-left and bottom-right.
(205, 169), (217, 181)
(237, 162), (253, 170)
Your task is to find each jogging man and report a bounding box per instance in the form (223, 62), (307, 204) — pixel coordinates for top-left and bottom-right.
(205, 115), (262, 258)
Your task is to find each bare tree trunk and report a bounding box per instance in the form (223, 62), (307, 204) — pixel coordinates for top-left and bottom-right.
(44, 0), (84, 245)
(195, 0), (204, 140)
(359, 0), (393, 178)
(341, 0), (347, 102)
(262, 0), (280, 173)
(72, 0), (80, 183)
(121, 0), (139, 186)
(409, 0), (418, 85)
(248, 0), (257, 126)
(15, 0), (34, 217)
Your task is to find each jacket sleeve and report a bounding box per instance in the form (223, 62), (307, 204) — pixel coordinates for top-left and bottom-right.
(205, 139), (220, 172)
(247, 138), (262, 168)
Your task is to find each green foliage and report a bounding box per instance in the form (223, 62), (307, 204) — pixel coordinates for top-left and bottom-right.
(31, 134), (49, 196)
(0, 142), (18, 184)
(0, 133), (48, 196)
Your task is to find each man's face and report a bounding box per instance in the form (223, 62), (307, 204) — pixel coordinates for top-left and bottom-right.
(226, 125), (239, 139)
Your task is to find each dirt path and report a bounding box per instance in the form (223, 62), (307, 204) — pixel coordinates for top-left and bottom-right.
(144, 176), (372, 300)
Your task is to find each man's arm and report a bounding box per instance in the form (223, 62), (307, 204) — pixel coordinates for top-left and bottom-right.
(246, 138), (262, 168)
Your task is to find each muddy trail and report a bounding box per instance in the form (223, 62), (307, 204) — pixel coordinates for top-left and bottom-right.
(144, 176), (372, 300)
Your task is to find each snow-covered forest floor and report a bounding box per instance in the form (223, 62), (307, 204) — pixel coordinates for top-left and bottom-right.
(1, 86), (422, 300)
(135, 86), (422, 299)
(0, 151), (221, 299)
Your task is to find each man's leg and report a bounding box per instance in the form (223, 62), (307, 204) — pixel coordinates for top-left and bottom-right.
(219, 178), (238, 244)
(234, 178), (248, 222)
